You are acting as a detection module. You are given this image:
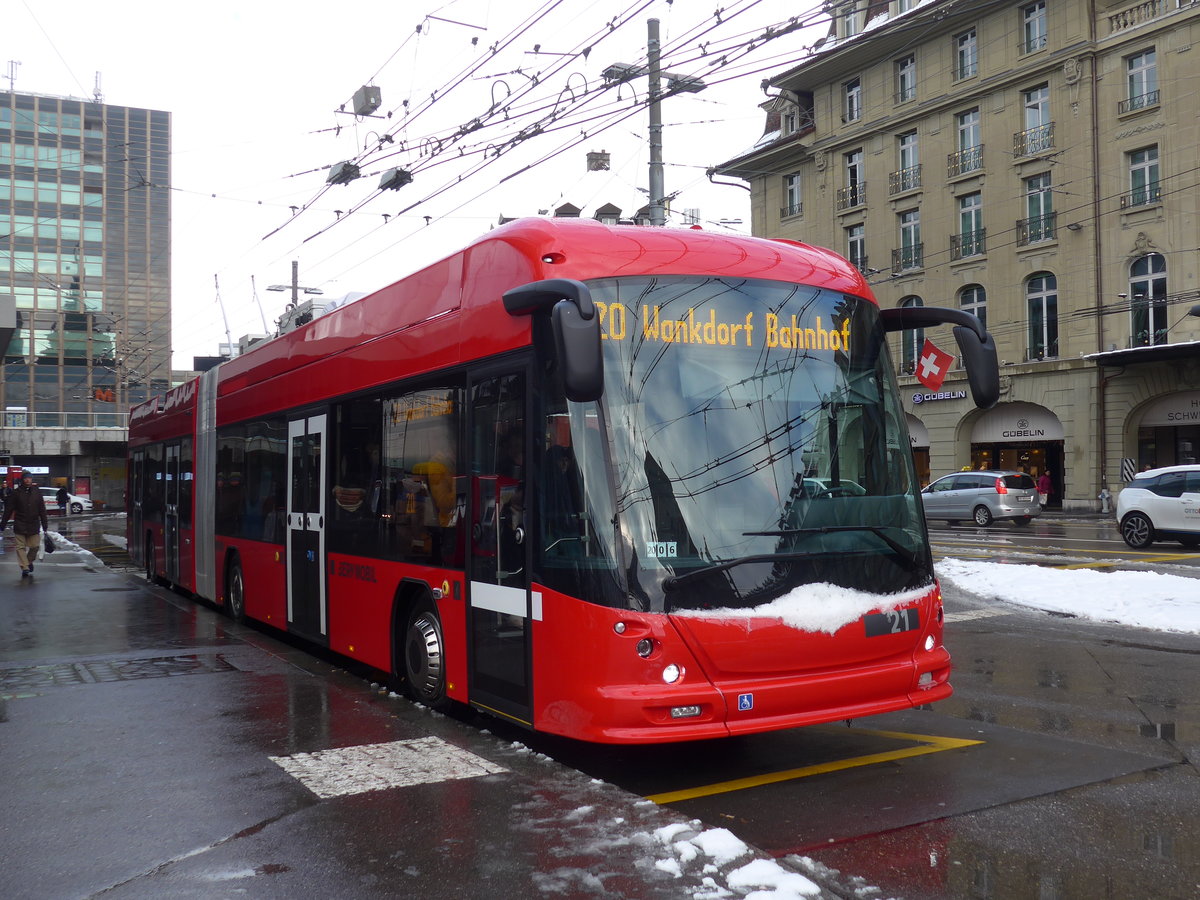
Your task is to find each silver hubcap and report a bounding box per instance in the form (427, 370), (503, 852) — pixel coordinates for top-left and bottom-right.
(407, 612), (444, 701)
(1124, 517), (1149, 546)
(230, 568), (244, 618)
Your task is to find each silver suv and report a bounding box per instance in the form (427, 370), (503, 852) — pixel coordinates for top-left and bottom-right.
(921, 470), (1040, 527)
(1116, 464), (1200, 549)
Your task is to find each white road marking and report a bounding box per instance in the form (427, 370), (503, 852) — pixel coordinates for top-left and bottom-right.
(944, 608), (1010, 623)
(270, 736), (508, 799)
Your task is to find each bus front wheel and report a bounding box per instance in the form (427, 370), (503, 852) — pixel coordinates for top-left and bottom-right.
(404, 601), (448, 710)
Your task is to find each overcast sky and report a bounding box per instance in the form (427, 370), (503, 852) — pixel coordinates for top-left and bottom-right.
(7, 0), (830, 369)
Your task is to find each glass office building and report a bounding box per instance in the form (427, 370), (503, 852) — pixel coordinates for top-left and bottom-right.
(0, 90), (170, 507)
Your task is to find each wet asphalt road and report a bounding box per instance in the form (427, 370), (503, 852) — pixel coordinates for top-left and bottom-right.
(5, 513), (1200, 899)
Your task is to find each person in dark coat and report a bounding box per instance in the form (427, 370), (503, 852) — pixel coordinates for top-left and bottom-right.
(56, 485), (69, 514)
(1, 472), (50, 578)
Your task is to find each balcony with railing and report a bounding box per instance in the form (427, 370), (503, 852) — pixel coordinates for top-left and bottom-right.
(891, 244), (924, 273)
(1019, 32), (1048, 56)
(780, 201), (803, 219)
(1108, 0), (1168, 34)
(1014, 123), (1054, 157)
(889, 165), (922, 195)
(850, 255), (870, 276)
(1118, 89), (1160, 114)
(947, 145), (984, 178)
(1017, 213), (1057, 245)
(1120, 184), (1162, 209)
(950, 229), (986, 260)
(836, 182), (866, 211)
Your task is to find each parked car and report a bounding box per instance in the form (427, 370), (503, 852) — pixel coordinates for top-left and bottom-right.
(39, 487), (93, 514)
(1116, 464), (1200, 549)
(802, 477), (866, 497)
(920, 470), (1040, 527)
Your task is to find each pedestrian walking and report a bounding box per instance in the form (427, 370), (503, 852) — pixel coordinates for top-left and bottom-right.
(1037, 471), (1053, 507)
(56, 485), (69, 515)
(1, 471), (49, 578)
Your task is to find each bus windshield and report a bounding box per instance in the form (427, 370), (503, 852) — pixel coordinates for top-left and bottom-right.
(548, 275), (931, 614)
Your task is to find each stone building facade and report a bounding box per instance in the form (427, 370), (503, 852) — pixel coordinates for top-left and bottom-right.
(717, 0), (1200, 510)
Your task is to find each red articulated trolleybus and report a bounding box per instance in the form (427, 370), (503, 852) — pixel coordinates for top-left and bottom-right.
(128, 218), (999, 744)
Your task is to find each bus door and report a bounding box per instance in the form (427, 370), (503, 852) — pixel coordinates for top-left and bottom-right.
(467, 369), (533, 725)
(130, 449), (145, 566)
(164, 443), (181, 582)
(287, 413), (328, 642)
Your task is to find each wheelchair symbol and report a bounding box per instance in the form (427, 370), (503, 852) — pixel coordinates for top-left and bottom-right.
(737, 693), (753, 711)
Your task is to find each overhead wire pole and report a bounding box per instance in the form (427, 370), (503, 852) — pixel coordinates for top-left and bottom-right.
(604, 19), (705, 228)
(647, 18), (665, 227)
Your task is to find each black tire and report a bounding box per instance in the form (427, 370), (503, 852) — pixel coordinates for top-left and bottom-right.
(70, 502), (83, 514)
(1013, 516), (1033, 526)
(404, 601), (448, 710)
(972, 505), (994, 527)
(1120, 513), (1155, 549)
(226, 556), (246, 623)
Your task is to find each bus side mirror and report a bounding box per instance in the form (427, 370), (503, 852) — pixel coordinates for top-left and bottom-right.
(503, 278), (604, 402)
(880, 306), (999, 409)
(951, 324), (999, 410)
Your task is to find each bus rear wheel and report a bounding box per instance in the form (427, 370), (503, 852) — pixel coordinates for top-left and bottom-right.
(226, 556), (246, 623)
(404, 602), (448, 710)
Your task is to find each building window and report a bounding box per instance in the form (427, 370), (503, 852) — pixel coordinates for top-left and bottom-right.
(1124, 146), (1161, 208)
(1022, 1), (1048, 55)
(1122, 50), (1159, 114)
(782, 173), (802, 218)
(843, 77), (862, 122)
(847, 224), (867, 273)
(1027, 272), (1058, 360)
(1015, 84), (1053, 156)
(893, 209), (922, 272)
(956, 29), (978, 80)
(838, 1), (864, 38)
(899, 296), (924, 374)
(1130, 253), (1168, 347)
(896, 0), (916, 12)
(953, 192), (985, 259)
(960, 284), (987, 330)
(891, 131), (921, 194)
(1018, 173), (1055, 244)
(838, 149), (865, 210)
(895, 55), (916, 104)
(949, 108), (983, 176)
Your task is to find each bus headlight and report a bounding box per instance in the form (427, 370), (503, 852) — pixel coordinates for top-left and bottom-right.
(636, 639), (654, 658)
(662, 664), (682, 684)
(924, 635), (935, 651)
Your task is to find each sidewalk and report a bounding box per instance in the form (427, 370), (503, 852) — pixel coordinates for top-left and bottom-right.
(0, 530), (851, 900)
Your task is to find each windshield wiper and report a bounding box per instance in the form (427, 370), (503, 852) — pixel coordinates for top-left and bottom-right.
(744, 525), (922, 570)
(662, 551), (823, 591)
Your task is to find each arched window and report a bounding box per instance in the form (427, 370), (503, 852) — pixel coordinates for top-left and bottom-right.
(1026, 272), (1058, 360)
(899, 295), (924, 373)
(959, 284), (987, 329)
(1129, 253), (1167, 347)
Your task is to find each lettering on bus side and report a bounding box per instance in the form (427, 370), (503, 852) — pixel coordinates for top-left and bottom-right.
(593, 304), (853, 352)
(328, 559), (378, 583)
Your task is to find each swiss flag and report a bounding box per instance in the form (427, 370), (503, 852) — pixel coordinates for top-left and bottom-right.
(915, 339), (954, 391)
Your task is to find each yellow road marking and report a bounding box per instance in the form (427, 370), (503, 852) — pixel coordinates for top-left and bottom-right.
(645, 728), (983, 805)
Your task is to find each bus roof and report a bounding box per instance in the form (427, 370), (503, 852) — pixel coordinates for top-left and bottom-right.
(130, 218), (875, 430)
